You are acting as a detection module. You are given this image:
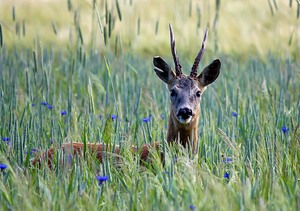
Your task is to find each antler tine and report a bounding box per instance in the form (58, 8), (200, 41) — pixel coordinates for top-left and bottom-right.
(169, 24), (182, 76)
(190, 27), (209, 78)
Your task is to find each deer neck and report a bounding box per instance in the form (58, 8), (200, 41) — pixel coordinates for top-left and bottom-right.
(166, 108), (199, 152)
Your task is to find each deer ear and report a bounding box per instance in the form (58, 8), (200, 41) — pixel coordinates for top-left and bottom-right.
(153, 56), (176, 84)
(198, 59), (221, 87)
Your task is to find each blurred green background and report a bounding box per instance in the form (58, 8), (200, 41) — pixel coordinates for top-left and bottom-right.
(0, 0), (299, 59)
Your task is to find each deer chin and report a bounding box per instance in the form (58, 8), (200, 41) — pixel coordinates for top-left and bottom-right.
(178, 116), (192, 124)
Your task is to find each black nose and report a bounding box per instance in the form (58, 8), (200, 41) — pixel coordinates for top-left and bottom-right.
(178, 108), (193, 120)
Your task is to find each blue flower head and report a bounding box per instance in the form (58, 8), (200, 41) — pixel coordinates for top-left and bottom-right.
(0, 164), (7, 170)
(282, 126), (289, 134)
(232, 112), (237, 117)
(96, 176), (108, 185)
(31, 103), (36, 107)
(67, 155), (73, 164)
(142, 117), (151, 123)
(61, 110), (67, 116)
(224, 172), (230, 179)
(1, 137), (10, 142)
(26, 148), (38, 155)
(47, 105), (53, 110)
(111, 114), (117, 120)
(41, 102), (48, 106)
(223, 157), (233, 163)
(190, 205), (196, 210)
(99, 114), (103, 119)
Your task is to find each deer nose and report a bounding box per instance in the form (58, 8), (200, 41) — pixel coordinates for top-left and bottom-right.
(178, 108), (193, 120)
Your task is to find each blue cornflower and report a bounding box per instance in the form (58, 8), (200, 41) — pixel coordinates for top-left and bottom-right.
(224, 172), (230, 179)
(190, 205), (196, 210)
(99, 114), (103, 119)
(47, 105), (53, 110)
(223, 157), (233, 163)
(41, 102), (48, 106)
(32, 103), (36, 107)
(142, 117), (151, 123)
(111, 114), (117, 120)
(1, 137), (10, 142)
(26, 149), (38, 155)
(232, 112), (237, 117)
(67, 155), (73, 164)
(61, 110), (67, 116)
(96, 176), (108, 185)
(282, 126), (289, 134)
(0, 164), (7, 170)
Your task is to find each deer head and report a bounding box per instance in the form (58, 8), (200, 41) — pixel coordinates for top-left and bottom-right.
(153, 24), (221, 149)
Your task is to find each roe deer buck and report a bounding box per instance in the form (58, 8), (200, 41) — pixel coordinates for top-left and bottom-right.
(31, 24), (221, 168)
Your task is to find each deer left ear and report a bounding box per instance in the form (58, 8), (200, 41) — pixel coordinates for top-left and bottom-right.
(153, 56), (176, 84)
(198, 59), (221, 86)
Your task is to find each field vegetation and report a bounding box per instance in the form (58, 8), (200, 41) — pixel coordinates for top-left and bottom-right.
(0, 0), (299, 210)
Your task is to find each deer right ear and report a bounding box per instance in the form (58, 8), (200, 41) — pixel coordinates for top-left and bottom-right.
(198, 59), (221, 87)
(153, 56), (176, 84)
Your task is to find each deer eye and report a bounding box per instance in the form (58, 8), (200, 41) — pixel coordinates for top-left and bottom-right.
(170, 90), (177, 97)
(196, 91), (201, 98)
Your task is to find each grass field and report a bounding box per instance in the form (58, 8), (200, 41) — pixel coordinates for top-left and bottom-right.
(0, 0), (300, 210)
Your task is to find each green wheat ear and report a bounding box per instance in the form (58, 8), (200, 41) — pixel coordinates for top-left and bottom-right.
(155, 18), (159, 35)
(52, 21), (57, 35)
(67, 0), (72, 11)
(33, 51), (38, 73)
(0, 23), (3, 47)
(137, 17), (140, 35)
(22, 20), (25, 37)
(116, 0), (122, 21)
(103, 117), (113, 145)
(12, 6), (16, 22)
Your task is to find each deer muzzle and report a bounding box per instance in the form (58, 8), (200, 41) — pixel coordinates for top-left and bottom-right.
(177, 107), (193, 124)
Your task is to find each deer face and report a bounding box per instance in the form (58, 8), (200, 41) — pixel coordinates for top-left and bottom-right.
(153, 25), (221, 125)
(169, 75), (202, 124)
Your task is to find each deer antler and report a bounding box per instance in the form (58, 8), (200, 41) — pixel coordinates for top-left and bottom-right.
(190, 27), (209, 78)
(169, 24), (182, 77)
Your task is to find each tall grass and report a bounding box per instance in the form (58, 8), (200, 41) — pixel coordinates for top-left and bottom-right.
(0, 0), (300, 210)
(0, 40), (299, 211)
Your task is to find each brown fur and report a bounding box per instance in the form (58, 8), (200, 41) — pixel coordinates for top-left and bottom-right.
(31, 142), (161, 168)
(167, 105), (200, 152)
